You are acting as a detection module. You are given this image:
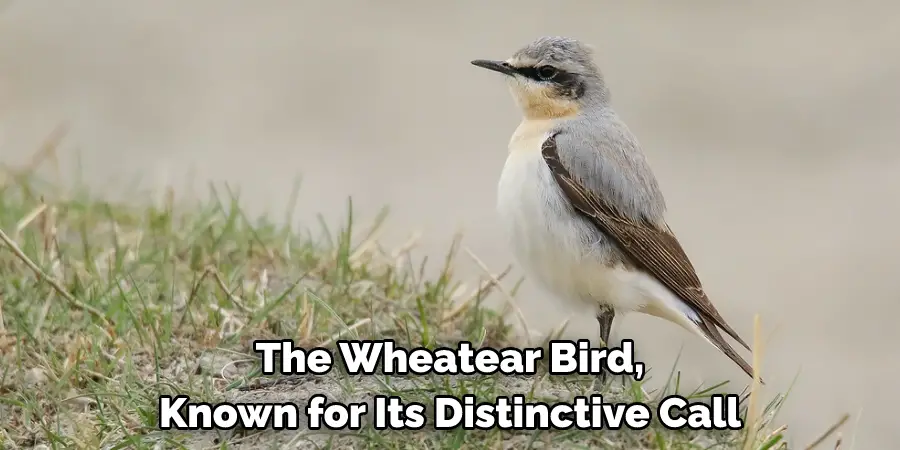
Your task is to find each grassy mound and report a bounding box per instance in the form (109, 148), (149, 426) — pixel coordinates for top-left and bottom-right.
(0, 168), (792, 449)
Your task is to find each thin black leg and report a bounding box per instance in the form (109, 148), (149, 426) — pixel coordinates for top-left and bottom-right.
(596, 305), (615, 383)
(596, 305), (615, 348)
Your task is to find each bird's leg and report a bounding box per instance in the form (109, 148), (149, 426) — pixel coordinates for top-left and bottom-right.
(596, 305), (615, 348)
(595, 305), (616, 383)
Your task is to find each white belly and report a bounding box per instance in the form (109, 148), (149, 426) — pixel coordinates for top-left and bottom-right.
(495, 120), (705, 338)
(497, 145), (650, 314)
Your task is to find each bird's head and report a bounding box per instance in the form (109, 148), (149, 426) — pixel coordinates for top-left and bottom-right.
(472, 36), (610, 120)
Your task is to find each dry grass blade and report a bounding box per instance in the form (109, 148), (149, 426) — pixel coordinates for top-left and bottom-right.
(319, 317), (372, 347)
(441, 265), (512, 323)
(0, 124), (66, 189)
(0, 226), (111, 326)
(208, 266), (251, 313)
(742, 314), (765, 450)
(14, 202), (47, 239)
(847, 407), (863, 450)
(464, 247), (531, 346)
(764, 424), (788, 443)
(25, 123), (67, 174)
(804, 413), (850, 450)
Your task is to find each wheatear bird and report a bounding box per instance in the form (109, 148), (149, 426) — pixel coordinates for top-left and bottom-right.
(471, 36), (759, 382)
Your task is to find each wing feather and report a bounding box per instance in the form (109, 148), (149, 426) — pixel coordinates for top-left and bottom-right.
(541, 132), (751, 352)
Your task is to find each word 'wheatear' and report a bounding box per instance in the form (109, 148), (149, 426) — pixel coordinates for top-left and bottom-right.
(472, 36), (759, 382)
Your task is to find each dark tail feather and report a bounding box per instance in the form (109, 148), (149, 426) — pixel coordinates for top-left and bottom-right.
(697, 317), (764, 385)
(716, 319), (752, 353)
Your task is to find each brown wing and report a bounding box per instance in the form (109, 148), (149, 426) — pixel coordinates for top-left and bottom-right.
(541, 133), (750, 352)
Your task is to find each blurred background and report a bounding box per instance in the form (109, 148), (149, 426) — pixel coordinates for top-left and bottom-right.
(1, 0), (897, 447)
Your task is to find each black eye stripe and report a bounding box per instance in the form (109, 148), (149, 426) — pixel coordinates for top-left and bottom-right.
(512, 66), (574, 84)
(513, 66), (543, 80)
(510, 65), (585, 99)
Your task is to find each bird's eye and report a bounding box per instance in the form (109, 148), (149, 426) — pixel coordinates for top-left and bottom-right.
(537, 65), (558, 80)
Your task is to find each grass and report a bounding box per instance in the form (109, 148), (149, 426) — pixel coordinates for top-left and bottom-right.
(0, 149), (823, 449)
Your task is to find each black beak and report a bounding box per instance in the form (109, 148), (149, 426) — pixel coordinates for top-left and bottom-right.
(471, 59), (516, 76)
